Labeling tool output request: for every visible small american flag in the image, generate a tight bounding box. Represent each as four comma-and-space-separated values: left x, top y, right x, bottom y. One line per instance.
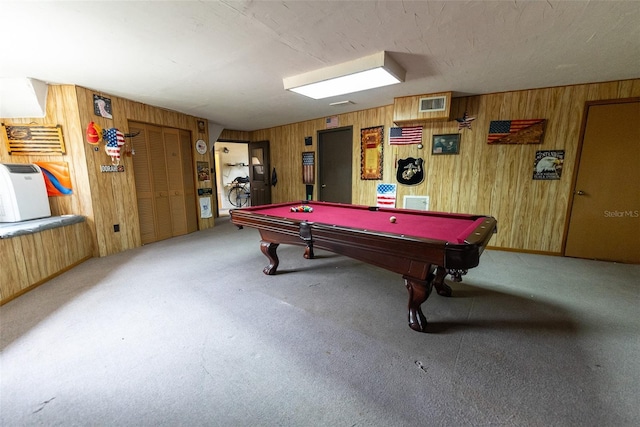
302, 152, 315, 184
488, 119, 544, 143
376, 183, 397, 208
326, 116, 339, 128
389, 126, 423, 145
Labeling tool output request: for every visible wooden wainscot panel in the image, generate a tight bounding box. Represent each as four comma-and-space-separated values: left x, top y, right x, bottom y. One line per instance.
0, 220, 93, 305
393, 92, 452, 124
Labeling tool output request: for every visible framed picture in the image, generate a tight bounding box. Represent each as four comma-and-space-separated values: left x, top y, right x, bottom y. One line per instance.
432, 133, 460, 155
197, 161, 210, 181
93, 94, 113, 119
360, 125, 384, 180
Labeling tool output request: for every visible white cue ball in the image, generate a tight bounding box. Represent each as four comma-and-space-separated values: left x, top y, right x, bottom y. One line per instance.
389, 216, 396, 223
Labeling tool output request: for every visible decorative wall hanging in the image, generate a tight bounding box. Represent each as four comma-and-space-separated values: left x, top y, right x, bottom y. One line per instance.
195, 139, 207, 154
376, 183, 397, 208
103, 128, 125, 164
360, 126, 384, 180
200, 196, 213, 218
302, 152, 315, 184
197, 162, 211, 181
389, 126, 423, 145
325, 116, 339, 128
100, 165, 125, 173
93, 94, 113, 119
396, 157, 424, 185
456, 111, 476, 130
488, 119, 547, 144
34, 161, 72, 196
1, 124, 66, 155
86, 121, 102, 145
197, 120, 206, 133
533, 150, 564, 180
432, 134, 460, 155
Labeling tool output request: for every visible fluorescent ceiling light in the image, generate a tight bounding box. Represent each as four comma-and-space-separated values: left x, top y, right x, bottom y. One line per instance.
283, 51, 405, 100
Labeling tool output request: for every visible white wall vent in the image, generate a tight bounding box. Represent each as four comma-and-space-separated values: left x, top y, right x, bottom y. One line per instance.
403, 195, 429, 211
418, 95, 447, 113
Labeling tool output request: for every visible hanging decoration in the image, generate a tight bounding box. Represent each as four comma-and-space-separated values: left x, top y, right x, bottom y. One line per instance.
93, 94, 113, 119
396, 157, 424, 185
360, 126, 384, 180
86, 121, 102, 145
33, 161, 73, 196
533, 150, 564, 180
456, 111, 476, 130
488, 119, 547, 144
376, 183, 397, 208
2, 124, 66, 155
103, 127, 126, 164
389, 126, 423, 145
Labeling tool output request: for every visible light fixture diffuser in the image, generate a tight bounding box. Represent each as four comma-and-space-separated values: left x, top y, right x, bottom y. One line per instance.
283, 51, 405, 100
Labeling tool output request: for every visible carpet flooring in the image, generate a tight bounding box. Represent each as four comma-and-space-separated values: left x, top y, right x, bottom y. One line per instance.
1, 216, 638, 426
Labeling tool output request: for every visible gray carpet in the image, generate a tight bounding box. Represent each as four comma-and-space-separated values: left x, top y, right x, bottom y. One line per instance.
1, 216, 639, 426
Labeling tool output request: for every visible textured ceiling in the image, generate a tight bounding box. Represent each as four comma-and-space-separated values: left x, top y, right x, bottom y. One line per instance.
1, 1, 639, 131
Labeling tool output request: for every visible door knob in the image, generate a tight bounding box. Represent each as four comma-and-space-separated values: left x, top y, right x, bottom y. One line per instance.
321, 184, 327, 188
575, 190, 585, 196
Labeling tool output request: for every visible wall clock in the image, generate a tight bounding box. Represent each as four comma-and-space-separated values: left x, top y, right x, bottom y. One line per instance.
195, 139, 207, 155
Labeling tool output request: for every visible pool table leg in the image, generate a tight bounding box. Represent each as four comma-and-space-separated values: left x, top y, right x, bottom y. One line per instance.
303, 244, 315, 259
433, 266, 453, 297
403, 275, 433, 332
260, 241, 280, 275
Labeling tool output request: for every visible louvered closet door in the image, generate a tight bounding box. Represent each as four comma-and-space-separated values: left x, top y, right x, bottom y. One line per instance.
131, 125, 157, 244
131, 122, 198, 244
149, 125, 172, 241
164, 128, 187, 235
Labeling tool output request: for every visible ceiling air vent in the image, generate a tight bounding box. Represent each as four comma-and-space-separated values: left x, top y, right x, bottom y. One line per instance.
418, 95, 447, 113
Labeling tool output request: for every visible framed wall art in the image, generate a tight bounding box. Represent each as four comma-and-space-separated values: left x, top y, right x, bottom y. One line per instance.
432, 134, 460, 155
360, 125, 384, 180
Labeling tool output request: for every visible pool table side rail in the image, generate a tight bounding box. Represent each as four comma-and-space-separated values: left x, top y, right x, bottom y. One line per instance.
231, 208, 496, 277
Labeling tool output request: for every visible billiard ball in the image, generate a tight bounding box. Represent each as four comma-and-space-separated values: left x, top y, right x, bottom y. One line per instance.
389, 216, 396, 223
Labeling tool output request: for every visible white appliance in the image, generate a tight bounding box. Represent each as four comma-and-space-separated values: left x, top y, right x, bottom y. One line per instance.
0, 163, 51, 222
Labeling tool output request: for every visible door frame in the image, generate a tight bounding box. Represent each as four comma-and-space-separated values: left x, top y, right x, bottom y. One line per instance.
248, 140, 272, 206
214, 138, 249, 216
317, 126, 353, 203
561, 96, 640, 256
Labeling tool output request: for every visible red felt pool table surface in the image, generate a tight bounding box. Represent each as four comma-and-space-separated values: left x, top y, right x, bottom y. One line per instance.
242, 201, 486, 244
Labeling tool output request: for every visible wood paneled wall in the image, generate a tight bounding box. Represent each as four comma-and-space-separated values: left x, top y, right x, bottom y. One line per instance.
3, 80, 638, 260
0, 85, 97, 249
251, 79, 640, 254
1, 85, 213, 258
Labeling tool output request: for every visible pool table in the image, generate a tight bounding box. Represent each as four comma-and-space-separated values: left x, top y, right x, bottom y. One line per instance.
230, 201, 496, 332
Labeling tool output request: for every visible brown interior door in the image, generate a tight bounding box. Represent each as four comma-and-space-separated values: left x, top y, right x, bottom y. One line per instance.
248, 140, 271, 206
318, 127, 353, 203
564, 100, 640, 263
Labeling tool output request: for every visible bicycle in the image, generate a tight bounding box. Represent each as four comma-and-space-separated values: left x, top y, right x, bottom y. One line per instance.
228, 176, 251, 207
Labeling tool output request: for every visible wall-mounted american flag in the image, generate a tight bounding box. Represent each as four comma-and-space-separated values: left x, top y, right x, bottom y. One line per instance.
487, 119, 546, 144
389, 126, 423, 145
376, 183, 397, 207
326, 116, 339, 129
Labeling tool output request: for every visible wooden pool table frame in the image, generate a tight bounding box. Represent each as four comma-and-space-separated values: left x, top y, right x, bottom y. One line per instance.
231, 201, 496, 332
